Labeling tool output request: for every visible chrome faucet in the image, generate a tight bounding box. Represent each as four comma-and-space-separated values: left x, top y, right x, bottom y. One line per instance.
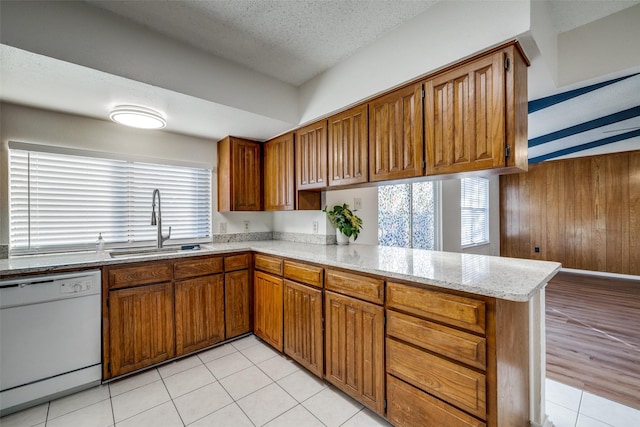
151, 189, 171, 248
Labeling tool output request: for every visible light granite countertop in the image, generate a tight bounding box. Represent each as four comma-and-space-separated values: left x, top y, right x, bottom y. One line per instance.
0, 241, 561, 301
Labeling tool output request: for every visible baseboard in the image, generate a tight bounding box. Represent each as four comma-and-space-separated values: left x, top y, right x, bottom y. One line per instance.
561, 267, 640, 281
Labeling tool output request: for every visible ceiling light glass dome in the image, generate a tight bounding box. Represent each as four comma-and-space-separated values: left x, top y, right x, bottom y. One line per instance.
109, 105, 166, 129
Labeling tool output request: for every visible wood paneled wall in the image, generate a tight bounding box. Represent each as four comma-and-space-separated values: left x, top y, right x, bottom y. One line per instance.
500, 150, 640, 275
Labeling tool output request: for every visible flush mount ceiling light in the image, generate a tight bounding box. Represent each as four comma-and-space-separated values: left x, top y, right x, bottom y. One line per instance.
109, 105, 166, 129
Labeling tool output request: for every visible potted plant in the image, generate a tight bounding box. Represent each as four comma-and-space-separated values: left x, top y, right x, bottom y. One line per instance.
323, 203, 363, 245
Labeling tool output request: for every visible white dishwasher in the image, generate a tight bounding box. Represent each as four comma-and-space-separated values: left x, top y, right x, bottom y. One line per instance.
0, 270, 102, 416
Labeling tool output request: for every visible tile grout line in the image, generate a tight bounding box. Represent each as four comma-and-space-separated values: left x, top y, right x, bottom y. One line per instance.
110, 370, 174, 426
339, 407, 366, 427
44, 402, 50, 427
215, 339, 270, 427
109, 380, 116, 427
575, 389, 584, 427
212, 339, 329, 426
158, 369, 187, 427
193, 349, 257, 426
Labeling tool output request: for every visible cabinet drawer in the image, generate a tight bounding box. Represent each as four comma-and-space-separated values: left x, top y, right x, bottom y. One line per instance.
108, 262, 172, 289
255, 254, 283, 276
387, 338, 486, 419
325, 269, 383, 304
174, 256, 223, 280
386, 282, 486, 334
387, 375, 485, 427
387, 310, 486, 370
225, 254, 249, 272
284, 261, 323, 288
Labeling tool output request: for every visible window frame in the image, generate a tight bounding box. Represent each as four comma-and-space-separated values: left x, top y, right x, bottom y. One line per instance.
8, 142, 212, 255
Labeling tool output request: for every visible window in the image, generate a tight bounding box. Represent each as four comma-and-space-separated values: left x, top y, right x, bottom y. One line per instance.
378, 181, 439, 250
9, 145, 211, 254
460, 177, 489, 247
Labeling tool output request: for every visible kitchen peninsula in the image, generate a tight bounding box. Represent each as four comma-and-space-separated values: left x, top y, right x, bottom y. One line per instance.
0, 241, 560, 427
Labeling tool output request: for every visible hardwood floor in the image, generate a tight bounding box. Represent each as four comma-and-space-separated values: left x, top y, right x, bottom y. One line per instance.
546, 272, 640, 410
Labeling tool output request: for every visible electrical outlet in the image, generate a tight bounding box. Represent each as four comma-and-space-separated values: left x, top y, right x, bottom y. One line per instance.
243, 221, 250, 233
313, 221, 318, 234
354, 197, 362, 210
219, 222, 227, 234
534, 246, 540, 253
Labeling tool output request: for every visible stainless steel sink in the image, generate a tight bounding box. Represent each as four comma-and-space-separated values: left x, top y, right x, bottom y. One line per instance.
108, 246, 200, 258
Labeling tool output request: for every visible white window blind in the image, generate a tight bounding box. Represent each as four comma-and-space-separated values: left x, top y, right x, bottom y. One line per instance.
9, 148, 211, 254
461, 177, 489, 247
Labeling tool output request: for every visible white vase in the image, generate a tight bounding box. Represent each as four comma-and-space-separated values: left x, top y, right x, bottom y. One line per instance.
336, 230, 350, 245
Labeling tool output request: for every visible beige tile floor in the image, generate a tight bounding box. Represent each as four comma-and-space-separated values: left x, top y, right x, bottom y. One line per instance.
0, 335, 391, 427
2, 335, 639, 427
545, 379, 640, 427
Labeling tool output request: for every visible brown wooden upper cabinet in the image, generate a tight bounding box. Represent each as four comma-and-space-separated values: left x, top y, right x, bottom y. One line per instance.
424, 43, 529, 175
264, 132, 295, 211
217, 136, 262, 212
328, 104, 368, 187
368, 83, 424, 182
295, 121, 327, 190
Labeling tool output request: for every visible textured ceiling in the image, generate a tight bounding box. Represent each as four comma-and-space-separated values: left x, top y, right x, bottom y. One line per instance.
87, 0, 439, 86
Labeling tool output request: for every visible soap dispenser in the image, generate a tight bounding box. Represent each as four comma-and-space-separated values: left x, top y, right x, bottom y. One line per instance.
96, 233, 105, 253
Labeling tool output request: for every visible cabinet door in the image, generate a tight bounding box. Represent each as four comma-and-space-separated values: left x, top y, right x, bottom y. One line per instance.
225, 270, 251, 339
109, 282, 175, 377
283, 279, 323, 377
369, 83, 423, 182
296, 121, 327, 190
324, 290, 385, 414
218, 136, 262, 211
254, 271, 284, 351
264, 133, 295, 211
425, 51, 506, 175
328, 105, 368, 186
175, 275, 225, 356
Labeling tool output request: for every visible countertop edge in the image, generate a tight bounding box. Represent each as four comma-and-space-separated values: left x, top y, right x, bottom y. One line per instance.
0, 242, 562, 302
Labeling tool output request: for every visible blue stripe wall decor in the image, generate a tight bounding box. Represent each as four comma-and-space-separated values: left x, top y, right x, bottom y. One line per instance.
527, 73, 640, 163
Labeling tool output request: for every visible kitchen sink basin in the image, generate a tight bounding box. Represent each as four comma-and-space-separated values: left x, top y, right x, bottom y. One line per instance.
108, 245, 201, 258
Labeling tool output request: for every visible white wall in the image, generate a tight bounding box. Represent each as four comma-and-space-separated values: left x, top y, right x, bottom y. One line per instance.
558, 4, 640, 87
298, 0, 531, 123
529, 0, 558, 86
324, 187, 379, 246
0, 102, 273, 245
0, 0, 299, 124
273, 210, 328, 236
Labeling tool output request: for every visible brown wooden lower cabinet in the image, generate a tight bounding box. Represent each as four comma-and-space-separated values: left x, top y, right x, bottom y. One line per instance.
108, 282, 175, 377
101, 251, 530, 427
175, 274, 225, 356
225, 269, 251, 339
254, 271, 284, 351
387, 337, 486, 419
387, 375, 486, 427
283, 279, 323, 377
324, 290, 385, 414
